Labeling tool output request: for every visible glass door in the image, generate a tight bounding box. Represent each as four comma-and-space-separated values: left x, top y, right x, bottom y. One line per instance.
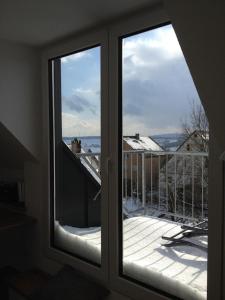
120, 23, 208, 299
51, 45, 103, 265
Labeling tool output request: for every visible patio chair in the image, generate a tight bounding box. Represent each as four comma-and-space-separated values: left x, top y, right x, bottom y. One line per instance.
161, 220, 208, 252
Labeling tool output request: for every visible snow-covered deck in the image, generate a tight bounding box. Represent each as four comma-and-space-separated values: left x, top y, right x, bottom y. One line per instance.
55, 216, 207, 300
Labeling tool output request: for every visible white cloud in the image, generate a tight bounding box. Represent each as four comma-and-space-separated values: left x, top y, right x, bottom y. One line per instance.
72, 87, 99, 98
123, 26, 182, 61
62, 112, 100, 137
121, 25, 202, 135
122, 26, 183, 81
61, 25, 202, 137
123, 115, 182, 136
61, 51, 90, 63
62, 87, 100, 116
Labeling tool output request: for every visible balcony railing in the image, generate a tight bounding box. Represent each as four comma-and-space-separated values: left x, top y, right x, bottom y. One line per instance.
75, 152, 101, 182
75, 150, 208, 222
123, 150, 208, 222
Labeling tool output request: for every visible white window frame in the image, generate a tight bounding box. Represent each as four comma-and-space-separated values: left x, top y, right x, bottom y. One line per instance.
41, 4, 223, 299
42, 29, 110, 284
108, 8, 178, 300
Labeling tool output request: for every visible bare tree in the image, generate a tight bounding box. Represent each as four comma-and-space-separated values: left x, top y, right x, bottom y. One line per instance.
161, 100, 209, 221
182, 100, 209, 152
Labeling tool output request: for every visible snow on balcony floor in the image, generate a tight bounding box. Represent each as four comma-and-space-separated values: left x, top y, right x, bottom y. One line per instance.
54, 216, 207, 300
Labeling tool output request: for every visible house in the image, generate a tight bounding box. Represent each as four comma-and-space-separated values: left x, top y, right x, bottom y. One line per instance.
159, 131, 209, 219
123, 134, 164, 199
68, 134, 164, 200
177, 130, 209, 153
165, 130, 209, 184
123, 133, 163, 152
0, 1, 224, 300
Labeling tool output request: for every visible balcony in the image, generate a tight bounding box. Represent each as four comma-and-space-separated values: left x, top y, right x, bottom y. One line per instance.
55, 149, 208, 299
76, 149, 208, 223
122, 150, 208, 223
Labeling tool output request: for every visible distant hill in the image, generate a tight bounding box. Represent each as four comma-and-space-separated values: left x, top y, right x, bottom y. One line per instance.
151, 133, 186, 151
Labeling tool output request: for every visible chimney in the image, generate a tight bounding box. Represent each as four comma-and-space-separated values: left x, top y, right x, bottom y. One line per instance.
71, 138, 81, 154
135, 133, 140, 140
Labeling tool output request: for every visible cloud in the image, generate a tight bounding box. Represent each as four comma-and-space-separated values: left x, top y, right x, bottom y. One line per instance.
62, 87, 100, 115
122, 28, 183, 82
61, 25, 202, 137
123, 26, 182, 64
62, 112, 100, 137
63, 95, 90, 112
61, 87, 101, 136
123, 114, 182, 136
61, 51, 90, 63
122, 25, 201, 135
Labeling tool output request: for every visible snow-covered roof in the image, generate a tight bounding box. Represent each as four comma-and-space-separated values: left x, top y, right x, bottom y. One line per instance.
124, 136, 163, 151
65, 143, 101, 184
80, 157, 101, 185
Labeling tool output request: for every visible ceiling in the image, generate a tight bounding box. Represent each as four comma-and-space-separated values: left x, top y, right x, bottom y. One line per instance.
0, 0, 160, 47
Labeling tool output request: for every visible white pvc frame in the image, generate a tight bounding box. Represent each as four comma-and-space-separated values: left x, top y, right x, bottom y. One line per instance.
42, 29, 109, 285
108, 6, 174, 300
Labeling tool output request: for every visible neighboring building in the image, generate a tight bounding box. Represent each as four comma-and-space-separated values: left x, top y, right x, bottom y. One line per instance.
123, 133, 163, 152
68, 133, 165, 200
123, 134, 164, 198
172, 130, 209, 183
160, 131, 209, 218
177, 130, 209, 153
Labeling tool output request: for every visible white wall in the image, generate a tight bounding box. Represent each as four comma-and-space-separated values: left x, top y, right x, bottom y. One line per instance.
0, 39, 41, 159
164, 1, 225, 299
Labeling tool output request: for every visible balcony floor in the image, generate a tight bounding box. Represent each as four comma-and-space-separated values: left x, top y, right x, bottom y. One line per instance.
55, 216, 207, 300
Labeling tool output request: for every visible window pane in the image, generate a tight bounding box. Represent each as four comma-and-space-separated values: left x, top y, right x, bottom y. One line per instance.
121, 24, 208, 299
53, 46, 102, 265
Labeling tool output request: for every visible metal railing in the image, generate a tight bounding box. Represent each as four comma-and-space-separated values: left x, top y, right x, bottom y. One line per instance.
75, 152, 101, 181
123, 150, 208, 222
75, 150, 208, 222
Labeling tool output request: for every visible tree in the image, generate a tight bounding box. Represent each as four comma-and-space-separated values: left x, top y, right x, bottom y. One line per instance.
182, 100, 209, 152
161, 100, 209, 221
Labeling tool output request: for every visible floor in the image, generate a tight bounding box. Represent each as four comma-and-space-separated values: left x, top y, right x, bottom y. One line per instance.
55, 216, 207, 300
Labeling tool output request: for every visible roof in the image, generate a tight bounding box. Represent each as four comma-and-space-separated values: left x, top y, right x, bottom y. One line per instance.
123, 136, 163, 151
176, 130, 209, 152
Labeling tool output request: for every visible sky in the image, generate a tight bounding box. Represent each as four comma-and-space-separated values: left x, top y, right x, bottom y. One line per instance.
61, 24, 202, 137
61, 46, 101, 137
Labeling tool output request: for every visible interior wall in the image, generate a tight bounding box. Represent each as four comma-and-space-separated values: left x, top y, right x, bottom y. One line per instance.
24, 161, 63, 273
164, 1, 225, 299
0, 40, 45, 270
0, 39, 41, 159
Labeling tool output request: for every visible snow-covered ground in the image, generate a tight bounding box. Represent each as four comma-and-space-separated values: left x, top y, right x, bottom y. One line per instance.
55, 216, 207, 300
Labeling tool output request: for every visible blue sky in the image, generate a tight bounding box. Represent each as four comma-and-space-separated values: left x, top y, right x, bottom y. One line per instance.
61, 46, 101, 137
61, 24, 202, 137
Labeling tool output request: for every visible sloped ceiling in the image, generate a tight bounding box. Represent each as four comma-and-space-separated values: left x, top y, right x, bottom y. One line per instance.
0, 0, 160, 46
0, 122, 35, 169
